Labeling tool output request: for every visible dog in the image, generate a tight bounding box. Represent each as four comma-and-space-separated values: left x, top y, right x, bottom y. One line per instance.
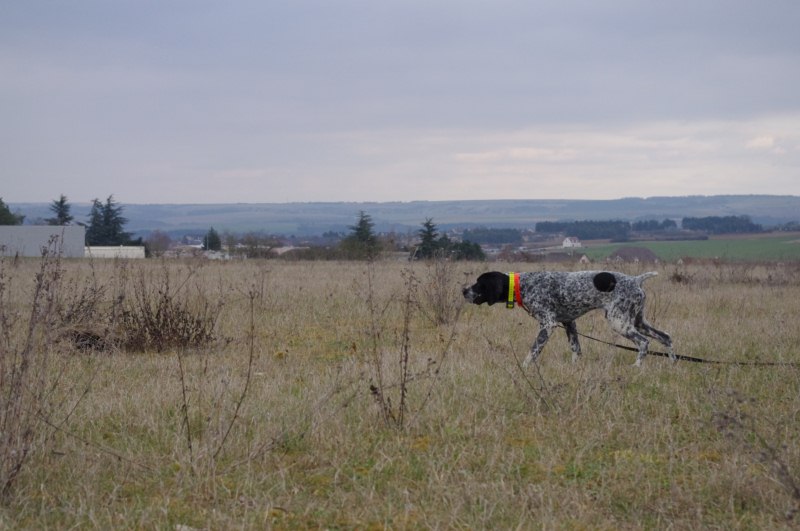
463, 270, 674, 367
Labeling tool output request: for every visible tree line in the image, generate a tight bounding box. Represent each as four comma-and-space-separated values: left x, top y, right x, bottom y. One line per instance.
157, 212, 486, 261
681, 216, 762, 234
535, 216, 762, 241
3, 199, 486, 260
283, 212, 485, 261
345, 213, 486, 260
2, 197, 792, 257
0, 194, 140, 246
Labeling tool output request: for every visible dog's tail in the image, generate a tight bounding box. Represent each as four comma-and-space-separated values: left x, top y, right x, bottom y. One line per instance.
634, 271, 658, 284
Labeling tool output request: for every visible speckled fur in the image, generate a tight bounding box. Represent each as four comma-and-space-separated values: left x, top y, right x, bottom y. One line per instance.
463, 270, 675, 367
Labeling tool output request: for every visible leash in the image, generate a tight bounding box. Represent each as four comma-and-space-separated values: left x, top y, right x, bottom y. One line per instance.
569, 328, 800, 367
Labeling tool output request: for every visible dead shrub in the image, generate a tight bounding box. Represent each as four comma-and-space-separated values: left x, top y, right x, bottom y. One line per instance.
47, 260, 221, 354
55, 262, 115, 351
118, 267, 222, 353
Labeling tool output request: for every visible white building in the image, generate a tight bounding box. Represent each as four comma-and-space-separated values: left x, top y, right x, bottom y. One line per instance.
85, 246, 146, 259
0, 225, 86, 258
562, 237, 582, 248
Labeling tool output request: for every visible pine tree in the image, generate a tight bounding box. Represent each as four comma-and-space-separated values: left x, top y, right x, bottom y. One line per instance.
85, 199, 105, 244
341, 211, 380, 259
202, 227, 222, 251
0, 198, 24, 225
415, 218, 440, 259
46, 194, 74, 225
85, 195, 132, 245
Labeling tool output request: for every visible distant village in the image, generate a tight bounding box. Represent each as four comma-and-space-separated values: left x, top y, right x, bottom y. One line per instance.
3, 196, 796, 263
0, 216, 778, 265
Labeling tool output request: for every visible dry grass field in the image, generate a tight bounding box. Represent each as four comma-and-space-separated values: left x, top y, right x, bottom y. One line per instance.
2, 251, 800, 529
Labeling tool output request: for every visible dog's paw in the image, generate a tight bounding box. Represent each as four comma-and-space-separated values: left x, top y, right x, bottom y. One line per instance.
522, 353, 539, 369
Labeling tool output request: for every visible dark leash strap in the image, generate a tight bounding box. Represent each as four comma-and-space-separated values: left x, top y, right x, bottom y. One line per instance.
569, 328, 800, 367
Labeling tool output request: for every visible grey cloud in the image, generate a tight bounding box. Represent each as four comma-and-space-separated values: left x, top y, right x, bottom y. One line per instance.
1, 1, 799, 202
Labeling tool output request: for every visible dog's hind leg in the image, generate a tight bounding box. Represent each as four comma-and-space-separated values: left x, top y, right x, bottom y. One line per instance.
619, 326, 651, 367
563, 321, 582, 362
607, 308, 652, 367
635, 315, 676, 363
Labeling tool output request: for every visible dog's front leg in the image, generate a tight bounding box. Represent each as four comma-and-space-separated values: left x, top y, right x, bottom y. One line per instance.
522, 324, 556, 368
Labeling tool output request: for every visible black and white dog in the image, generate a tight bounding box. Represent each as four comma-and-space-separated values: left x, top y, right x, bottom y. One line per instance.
463, 270, 674, 367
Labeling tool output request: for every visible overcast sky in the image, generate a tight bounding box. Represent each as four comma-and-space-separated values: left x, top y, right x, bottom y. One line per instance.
2, 1, 799, 204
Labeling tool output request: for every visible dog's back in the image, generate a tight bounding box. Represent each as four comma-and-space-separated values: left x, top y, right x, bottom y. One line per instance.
519, 270, 656, 322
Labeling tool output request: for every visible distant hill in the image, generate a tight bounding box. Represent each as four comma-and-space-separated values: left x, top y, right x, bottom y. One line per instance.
11, 195, 800, 238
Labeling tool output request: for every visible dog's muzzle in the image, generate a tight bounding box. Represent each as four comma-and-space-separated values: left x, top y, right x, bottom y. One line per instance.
462, 286, 476, 303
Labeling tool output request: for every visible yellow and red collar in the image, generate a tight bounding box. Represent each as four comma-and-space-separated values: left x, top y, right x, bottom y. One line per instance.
506, 272, 523, 309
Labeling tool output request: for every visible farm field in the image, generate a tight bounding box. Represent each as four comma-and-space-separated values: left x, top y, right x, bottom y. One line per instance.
582, 232, 800, 263
2, 255, 800, 529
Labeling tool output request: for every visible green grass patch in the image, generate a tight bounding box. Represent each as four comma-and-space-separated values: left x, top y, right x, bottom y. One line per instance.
583, 233, 800, 262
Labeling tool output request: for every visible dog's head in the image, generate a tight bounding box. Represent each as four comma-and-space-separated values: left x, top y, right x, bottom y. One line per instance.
462, 271, 509, 305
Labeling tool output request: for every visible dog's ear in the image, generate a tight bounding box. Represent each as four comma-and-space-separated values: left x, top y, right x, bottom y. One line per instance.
593, 272, 617, 292
479, 271, 509, 305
